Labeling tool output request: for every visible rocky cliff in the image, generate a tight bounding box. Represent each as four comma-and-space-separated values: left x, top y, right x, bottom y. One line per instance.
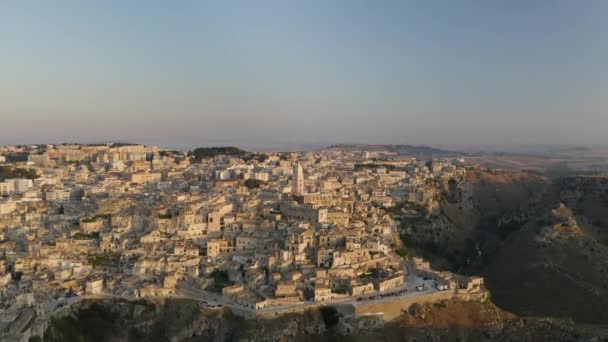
399, 169, 608, 324
37, 298, 608, 342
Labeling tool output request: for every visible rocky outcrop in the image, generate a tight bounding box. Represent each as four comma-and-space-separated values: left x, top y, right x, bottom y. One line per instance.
37, 298, 608, 342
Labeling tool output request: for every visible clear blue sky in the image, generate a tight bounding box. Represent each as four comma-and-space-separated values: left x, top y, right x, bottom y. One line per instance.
1, 1, 607, 150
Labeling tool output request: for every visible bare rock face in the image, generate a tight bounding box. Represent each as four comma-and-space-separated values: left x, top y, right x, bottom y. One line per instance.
398, 170, 608, 326
367, 300, 608, 342
38, 298, 608, 342
535, 203, 582, 244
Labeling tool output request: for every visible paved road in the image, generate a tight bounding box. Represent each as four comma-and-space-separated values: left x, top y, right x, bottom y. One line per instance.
211, 274, 441, 314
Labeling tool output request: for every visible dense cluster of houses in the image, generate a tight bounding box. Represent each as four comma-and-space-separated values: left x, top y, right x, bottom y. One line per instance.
0, 144, 479, 320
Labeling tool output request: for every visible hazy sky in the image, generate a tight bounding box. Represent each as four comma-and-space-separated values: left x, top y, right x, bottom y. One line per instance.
1, 1, 607, 150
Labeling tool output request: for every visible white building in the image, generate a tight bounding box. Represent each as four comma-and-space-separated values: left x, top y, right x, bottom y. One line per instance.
14, 179, 34, 193
0, 181, 14, 196
0, 179, 33, 195
0, 200, 17, 215
86, 278, 104, 294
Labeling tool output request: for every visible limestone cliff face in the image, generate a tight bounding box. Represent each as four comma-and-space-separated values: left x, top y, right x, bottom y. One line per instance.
399, 171, 608, 324
41, 299, 331, 342
398, 169, 547, 274
38, 298, 608, 342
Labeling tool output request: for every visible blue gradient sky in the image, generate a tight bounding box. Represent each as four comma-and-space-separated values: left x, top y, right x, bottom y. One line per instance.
1, 1, 607, 150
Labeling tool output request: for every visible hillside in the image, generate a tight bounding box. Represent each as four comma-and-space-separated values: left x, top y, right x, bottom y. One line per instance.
399, 169, 548, 273
399, 170, 608, 324
325, 144, 464, 159
42, 299, 331, 342
371, 300, 608, 342
40, 298, 608, 342
485, 175, 608, 323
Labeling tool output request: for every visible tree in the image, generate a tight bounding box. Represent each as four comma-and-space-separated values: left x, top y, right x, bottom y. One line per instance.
244, 179, 265, 189
320, 306, 340, 328
0, 166, 38, 182
190, 147, 248, 161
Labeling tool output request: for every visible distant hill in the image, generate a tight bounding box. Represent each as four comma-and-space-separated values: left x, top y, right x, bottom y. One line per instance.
326, 144, 467, 159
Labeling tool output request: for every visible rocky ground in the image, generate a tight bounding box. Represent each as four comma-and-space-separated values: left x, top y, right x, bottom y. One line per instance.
361, 300, 608, 342
36, 297, 608, 342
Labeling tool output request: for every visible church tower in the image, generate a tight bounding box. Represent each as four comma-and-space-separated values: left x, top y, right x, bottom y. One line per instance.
292, 162, 304, 195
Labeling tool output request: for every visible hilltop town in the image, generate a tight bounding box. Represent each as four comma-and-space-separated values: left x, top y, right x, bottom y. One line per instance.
0, 143, 486, 340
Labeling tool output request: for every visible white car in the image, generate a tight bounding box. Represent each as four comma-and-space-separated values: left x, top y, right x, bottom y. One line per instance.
435, 283, 448, 291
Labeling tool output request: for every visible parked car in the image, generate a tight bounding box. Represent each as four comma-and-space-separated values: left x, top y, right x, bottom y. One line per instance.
434, 282, 449, 291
